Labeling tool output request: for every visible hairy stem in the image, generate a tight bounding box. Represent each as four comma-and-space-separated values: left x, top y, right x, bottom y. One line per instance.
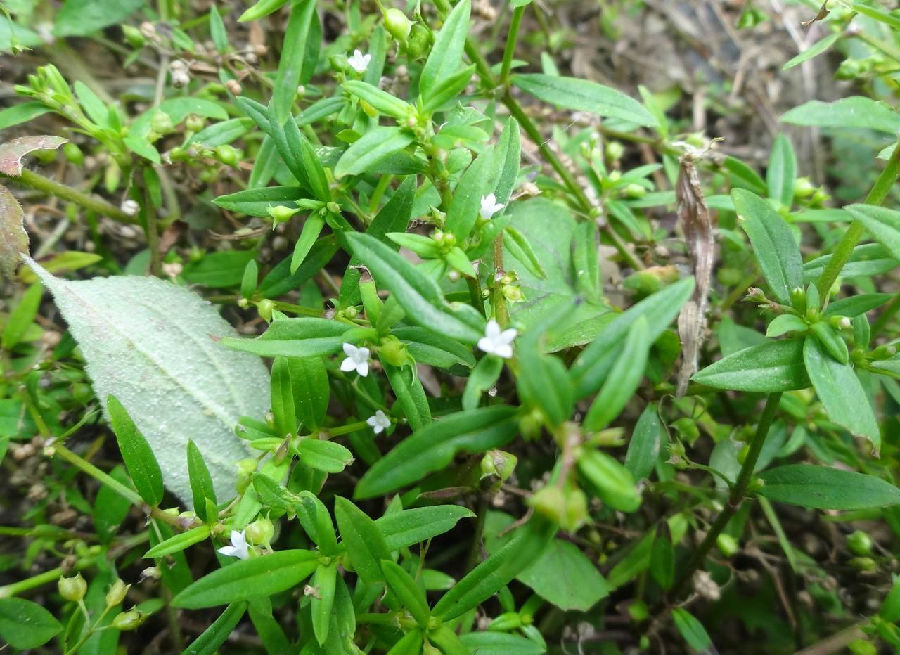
8, 169, 137, 224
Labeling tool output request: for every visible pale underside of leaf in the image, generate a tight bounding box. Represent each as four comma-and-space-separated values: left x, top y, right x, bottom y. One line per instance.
29, 261, 269, 505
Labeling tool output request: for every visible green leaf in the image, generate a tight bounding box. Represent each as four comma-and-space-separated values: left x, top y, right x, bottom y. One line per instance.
803, 337, 880, 448
107, 395, 164, 507
288, 356, 329, 430
53, 0, 143, 37
183, 250, 257, 289
0, 185, 27, 280
767, 134, 796, 207
191, 118, 254, 148
208, 6, 228, 53
503, 226, 547, 279
803, 243, 897, 282
0, 102, 51, 131
144, 525, 211, 558
2, 282, 42, 350
732, 188, 802, 305
625, 404, 662, 480
183, 602, 248, 655
460, 632, 545, 655
724, 156, 768, 196
607, 530, 654, 589
432, 517, 556, 621
271, 0, 316, 124
221, 317, 351, 358
270, 357, 297, 438
334, 127, 415, 178
517, 539, 610, 611
187, 440, 217, 522
570, 277, 694, 398
845, 204, 900, 256
393, 326, 475, 368
672, 608, 712, 653
650, 534, 674, 590
0, 597, 63, 650
512, 74, 657, 127
809, 321, 849, 365
421, 65, 476, 114
693, 339, 808, 392
781, 97, 900, 135
766, 314, 807, 338
381, 560, 430, 627
823, 293, 891, 317
355, 406, 519, 499
298, 438, 354, 473
782, 32, 840, 70
343, 81, 413, 120
311, 562, 337, 644
492, 118, 522, 206
172, 549, 319, 608
445, 154, 488, 241
375, 506, 475, 551
462, 356, 504, 411
384, 363, 431, 430
248, 598, 293, 655
583, 316, 650, 431
334, 496, 391, 584
419, 0, 471, 102
758, 465, 900, 510
346, 232, 484, 343
214, 185, 307, 218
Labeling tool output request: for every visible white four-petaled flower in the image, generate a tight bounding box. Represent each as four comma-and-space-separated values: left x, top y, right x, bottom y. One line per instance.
479, 193, 504, 220
366, 410, 391, 435
218, 530, 249, 560
347, 49, 371, 73
478, 320, 517, 359
341, 343, 370, 376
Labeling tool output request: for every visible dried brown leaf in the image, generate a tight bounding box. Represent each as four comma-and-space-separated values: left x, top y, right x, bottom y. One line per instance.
0, 184, 28, 279
675, 155, 716, 396
0, 135, 67, 176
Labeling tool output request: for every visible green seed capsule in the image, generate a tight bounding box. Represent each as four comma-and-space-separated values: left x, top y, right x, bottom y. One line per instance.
59, 574, 87, 602
576, 450, 641, 512
847, 530, 873, 556
384, 8, 413, 42
62, 142, 84, 166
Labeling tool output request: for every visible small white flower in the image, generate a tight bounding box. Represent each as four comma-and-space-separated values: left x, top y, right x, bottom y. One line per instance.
218, 530, 249, 560
479, 193, 504, 220
366, 410, 391, 434
120, 199, 140, 216
340, 342, 370, 376
347, 49, 371, 73
478, 319, 517, 359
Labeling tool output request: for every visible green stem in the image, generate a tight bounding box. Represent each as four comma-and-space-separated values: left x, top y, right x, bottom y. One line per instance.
140, 167, 163, 277
8, 169, 137, 224
670, 392, 782, 599
815, 137, 900, 299
49, 443, 143, 505
499, 6, 525, 86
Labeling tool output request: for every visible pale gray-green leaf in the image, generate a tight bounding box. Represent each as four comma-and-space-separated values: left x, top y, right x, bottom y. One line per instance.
28, 260, 268, 505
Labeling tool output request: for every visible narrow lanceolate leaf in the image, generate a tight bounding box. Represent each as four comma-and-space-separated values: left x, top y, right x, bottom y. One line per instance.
671, 608, 712, 654
584, 316, 650, 431
571, 278, 694, 398
222, 317, 352, 358
342, 81, 413, 121
355, 406, 519, 499
334, 497, 391, 584
803, 337, 880, 449
28, 260, 268, 506
144, 525, 212, 558
625, 404, 663, 480
693, 339, 808, 392
845, 204, 900, 257
782, 32, 840, 70
781, 96, 900, 135
346, 232, 484, 343
375, 506, 475, 551
183, 602, 248, 655
106, 395, 164, 507
419, 0, 471, 101
767, 134, 796, 208
732, 188, 802, 305
511, 74, 657, 127
445, 154, 487, 241
334, 127, 415, 178
0, 185, 27, 279
172, 549, 319, 608
187, 440, 217, 522
381, 560, 430, 627
271, 0, 316, 124
758, 465, 900, 510
432, 517, 556, 621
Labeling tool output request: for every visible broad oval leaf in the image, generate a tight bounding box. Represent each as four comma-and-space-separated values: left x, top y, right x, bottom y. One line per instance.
172, 549, 319, 608
28, 260, 268, 506
355, 406, 519, 499
0, 597, 63, 650
758, 465, 900, 510
803, 337, 880, 449
512, 74, 657, 127
732, 188, 802, 305
693, 339, 808, 392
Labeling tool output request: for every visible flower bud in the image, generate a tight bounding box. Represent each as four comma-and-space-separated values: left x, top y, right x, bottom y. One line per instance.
105, 578, 129, 608
256, 299, 276, 322
605, 141, 625, 162
847, 530, 873, 556
793, 176, 815, 199
384, 8, 413, 42
150, 110, 175, 135
628, 600, 649, 622
63, 142, 84, 166
849, 556, 876, 572
378, 335, 408, 367
267, 205, 297, 224
245, 517, 275, 546
58, 574, 87, 602
528, 484, 588, 532
122, 24, 146, 48
623, 183, 646, 199
111, 607, 147, 631
215, 145, 241, 166
716, 533, 739, 558
405, 23, 433, 59
480, 449, 517, 482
